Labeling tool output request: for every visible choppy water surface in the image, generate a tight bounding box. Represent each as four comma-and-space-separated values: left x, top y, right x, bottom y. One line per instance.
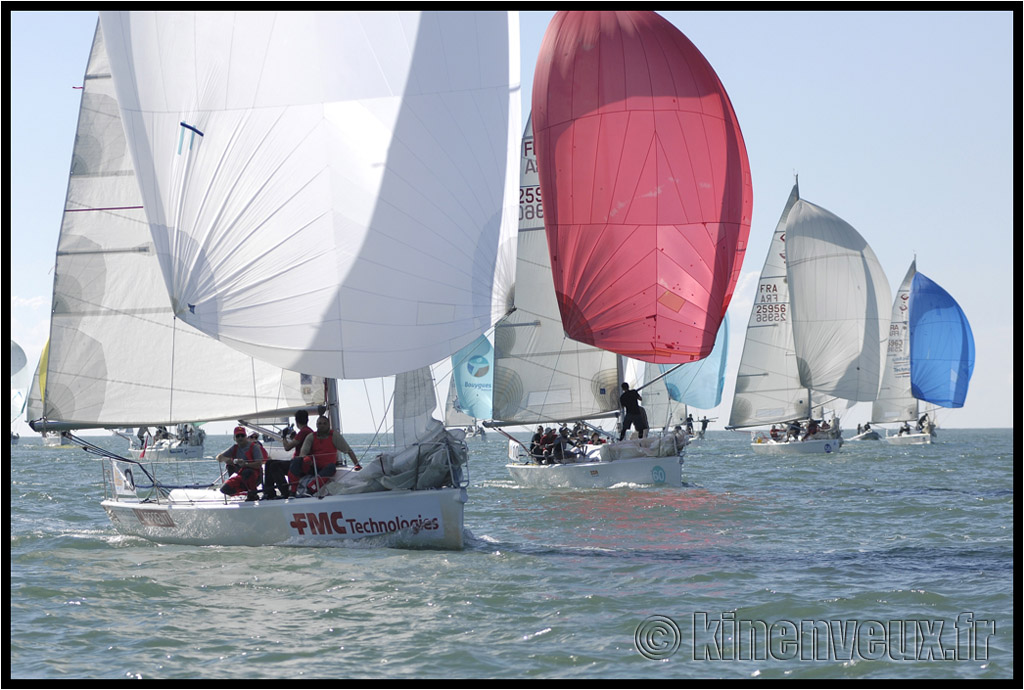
9, 429, 1013, 679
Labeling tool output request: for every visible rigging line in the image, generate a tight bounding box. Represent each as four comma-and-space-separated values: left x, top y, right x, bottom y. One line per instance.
168, 316, 177, 423
364, 377, 394, 455
65, 205, 144, 212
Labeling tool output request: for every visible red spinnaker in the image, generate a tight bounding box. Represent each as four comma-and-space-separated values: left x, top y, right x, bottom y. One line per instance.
532, 11, 751, 363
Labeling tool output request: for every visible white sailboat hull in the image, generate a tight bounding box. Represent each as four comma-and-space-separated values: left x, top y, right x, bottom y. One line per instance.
849, 430, 881, 441
750, 437, 842, 455
884, 432, 933, 446
102, 486, 467, 550
507, 455, 682, 489
129, 441, 205, 461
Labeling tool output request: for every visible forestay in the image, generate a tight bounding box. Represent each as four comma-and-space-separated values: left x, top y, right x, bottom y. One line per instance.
99, 11, 521, 379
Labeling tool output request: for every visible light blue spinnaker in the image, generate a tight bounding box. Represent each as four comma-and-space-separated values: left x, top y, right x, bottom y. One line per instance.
908, 273, 975, 408
448, 335, 494, 422
661, 313, 729, 409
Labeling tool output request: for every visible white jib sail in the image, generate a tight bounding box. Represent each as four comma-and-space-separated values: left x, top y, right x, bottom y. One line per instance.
785, 199, 891, 403
872, 260, 919, 423
36, 21, 319, 429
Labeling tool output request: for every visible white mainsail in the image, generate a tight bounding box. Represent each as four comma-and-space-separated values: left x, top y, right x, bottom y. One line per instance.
786, 199, 891, 402
872, 261, 918, 423
100, 11, 521, 380
491, 115, 619, 425
29, 22, 319, 432
729, 183, 830, 428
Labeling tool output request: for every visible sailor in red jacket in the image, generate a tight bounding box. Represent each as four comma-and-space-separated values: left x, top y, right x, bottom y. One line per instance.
217, 426, 269, 501
294, 415, 361, 496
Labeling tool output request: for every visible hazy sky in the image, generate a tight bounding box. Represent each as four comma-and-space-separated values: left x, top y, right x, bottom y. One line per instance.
9, 11, 1013, 435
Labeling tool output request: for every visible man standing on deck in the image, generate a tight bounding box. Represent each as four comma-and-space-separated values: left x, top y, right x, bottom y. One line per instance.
618, 382, 648, 441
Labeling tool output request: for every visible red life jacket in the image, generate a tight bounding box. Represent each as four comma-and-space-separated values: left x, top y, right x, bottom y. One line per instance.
291, 426, 313, 458
309, 433, 338, 469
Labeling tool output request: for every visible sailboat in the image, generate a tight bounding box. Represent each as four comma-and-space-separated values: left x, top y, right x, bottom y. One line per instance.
77, 11, 520, 548
728, 181, 891, 454
491, 115, 660, 490
492, 11, 751, 488
871, 261, 974, 445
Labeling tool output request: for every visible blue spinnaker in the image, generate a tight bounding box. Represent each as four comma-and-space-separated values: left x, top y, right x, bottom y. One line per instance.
908, 273, 974, 408
660, 313, 729, 409
450, 335, 494, 420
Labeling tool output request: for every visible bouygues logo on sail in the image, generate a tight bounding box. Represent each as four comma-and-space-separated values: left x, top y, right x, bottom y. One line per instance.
466, 355, 490, 378
289, 511, 439, 537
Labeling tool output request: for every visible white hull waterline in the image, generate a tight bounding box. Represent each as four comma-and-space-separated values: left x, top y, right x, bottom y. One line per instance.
505, 437, 684, 489
102, 486, 466, 549
507, 456, 682, 490
883, 432, 934, 446
750, 436, 842, 455
129, 440, 205, 461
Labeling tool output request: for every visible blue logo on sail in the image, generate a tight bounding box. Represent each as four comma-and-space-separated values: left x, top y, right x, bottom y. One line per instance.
466, 355, 490, 378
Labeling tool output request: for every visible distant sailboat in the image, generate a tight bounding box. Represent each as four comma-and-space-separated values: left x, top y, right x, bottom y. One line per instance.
729, 181, 891, 454
871, 260, 974, 444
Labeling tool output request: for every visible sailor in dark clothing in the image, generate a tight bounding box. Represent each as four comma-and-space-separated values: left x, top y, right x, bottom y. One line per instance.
618, 382, 648, 441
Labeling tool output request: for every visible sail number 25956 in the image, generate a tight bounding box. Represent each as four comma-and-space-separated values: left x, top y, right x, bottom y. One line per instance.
520, 186, 543, 221
755, 303, 787, 322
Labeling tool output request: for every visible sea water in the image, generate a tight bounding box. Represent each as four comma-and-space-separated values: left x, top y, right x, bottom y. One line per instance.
9, 429, 1013, 679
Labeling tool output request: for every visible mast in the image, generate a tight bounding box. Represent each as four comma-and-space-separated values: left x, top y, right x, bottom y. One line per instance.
327, 379, 341, 431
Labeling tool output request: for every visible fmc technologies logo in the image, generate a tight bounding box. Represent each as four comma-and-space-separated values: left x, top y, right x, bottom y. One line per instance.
289, 510, 439, 537
466, 355, 490, 378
